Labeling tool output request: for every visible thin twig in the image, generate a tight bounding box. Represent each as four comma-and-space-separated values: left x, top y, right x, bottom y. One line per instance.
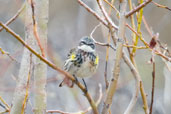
97, 0, 118, 30
149, 52, 156, 114
126, 0, 152, 18
95, 41, 116, 51
0, 3, 26, 32
123, 45, 147, 49
90, 24, 116, 51
21, 54, 32, 114
126, 23, 171, 62
103, 0, 119, 15
30, 0, 45, 57
0, 47, 18, 63
77, 0, 118, 30
104, 0, 115, 90
122, 51, 140, 114
0, 22, 98, 114
142, 16, 153, 37
46, 84, 103, 114
0, 96, 10, 110
104, 32, 110, 90
140, 81, 149, 114
152, 1, 171, 11
90, 23, 102, 38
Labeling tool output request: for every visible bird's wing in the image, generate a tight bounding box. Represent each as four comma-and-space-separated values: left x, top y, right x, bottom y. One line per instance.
63, 48, 77, 71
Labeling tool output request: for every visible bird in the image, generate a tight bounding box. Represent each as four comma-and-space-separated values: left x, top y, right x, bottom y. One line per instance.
59, 36, 99, 91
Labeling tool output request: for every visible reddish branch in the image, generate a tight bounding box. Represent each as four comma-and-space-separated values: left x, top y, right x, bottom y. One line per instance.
30, 0, 45, 57
126, 0, 152, 18
149, 54, 156, 114
0, 3, 25, 32
152, 1, 171, 11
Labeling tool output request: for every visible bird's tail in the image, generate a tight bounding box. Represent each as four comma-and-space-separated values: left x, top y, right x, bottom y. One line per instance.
59, 77, 74, 88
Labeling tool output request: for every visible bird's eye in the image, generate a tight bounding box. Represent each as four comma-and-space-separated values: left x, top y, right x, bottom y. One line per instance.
79, 41, 86, 46
89, 44, 95, 49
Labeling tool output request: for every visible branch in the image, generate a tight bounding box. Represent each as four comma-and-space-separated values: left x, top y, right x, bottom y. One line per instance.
126, 23, 171, 62
97, 0, 118, 30
77, 0, 118, 30
30, 0, 45, 57
149, 52, 156, 114
0, 3, 25, 32
0, 22, 98, 114
21, 54, 32, 114
152, 1, 171, 11
0, 96, 10, 111
0, 47, 18, 62
90, 23, 116, 51
126, 0, 152, 18
46, 84, 103, 114
122, 52, 140, 114
102, 0, 127, 113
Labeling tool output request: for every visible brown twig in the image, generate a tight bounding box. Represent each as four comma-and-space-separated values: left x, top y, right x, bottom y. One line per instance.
103, 0, 119, 15
123, 44, 147, 49
0, 22, 98, 114
0, 3, 25, 32
30, 0, 45, 57
97, 0, 118, 30
77, 0, 118, 30
152, 1, 171, 11
90, 22, 110, 89
0, 96, 10, 113
126, 23, 171, 62
0, 110, 9, 114
0, 47, 18, 63
142, 16, 153, 37
126, 0, 152, 18
90, 23, 116, 50
0, 96, 10, 110
102, 0, 115, 90
95, 41, 116, 51
149, 53, 156, 114
46, 84, 103, 114
21, 54, 32, 114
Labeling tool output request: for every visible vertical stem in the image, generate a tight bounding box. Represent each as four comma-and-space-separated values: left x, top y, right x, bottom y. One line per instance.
33, 0, 48, 113
10, 1, 34, 113
150, 57, 155, 114
102, 0, 127, 114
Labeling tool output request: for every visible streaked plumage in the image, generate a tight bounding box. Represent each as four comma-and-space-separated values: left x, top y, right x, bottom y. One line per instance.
59, 36, 99, 87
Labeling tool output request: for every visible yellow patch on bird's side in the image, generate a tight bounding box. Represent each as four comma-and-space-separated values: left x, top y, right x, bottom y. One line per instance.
95, 56, 99, 65
70, 53, 76, 60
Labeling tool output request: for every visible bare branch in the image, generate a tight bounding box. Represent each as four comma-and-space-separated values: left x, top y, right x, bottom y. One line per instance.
126, 0, 152, 18
97, 0, 118, 30
78, 0, 118, 30
46, 84, 103, 114
102, 0, 127, 113
0, 3, 25, 32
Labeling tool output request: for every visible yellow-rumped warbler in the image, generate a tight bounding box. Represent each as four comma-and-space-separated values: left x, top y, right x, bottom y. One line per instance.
59, 36, 99, 89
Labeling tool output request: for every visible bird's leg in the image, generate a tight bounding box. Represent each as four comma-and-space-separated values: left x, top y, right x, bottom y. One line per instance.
73, 75, 78, 83
82, 78, 88, 93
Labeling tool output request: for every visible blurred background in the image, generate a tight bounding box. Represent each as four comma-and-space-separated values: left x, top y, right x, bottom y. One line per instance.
0, 0, 171, 113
